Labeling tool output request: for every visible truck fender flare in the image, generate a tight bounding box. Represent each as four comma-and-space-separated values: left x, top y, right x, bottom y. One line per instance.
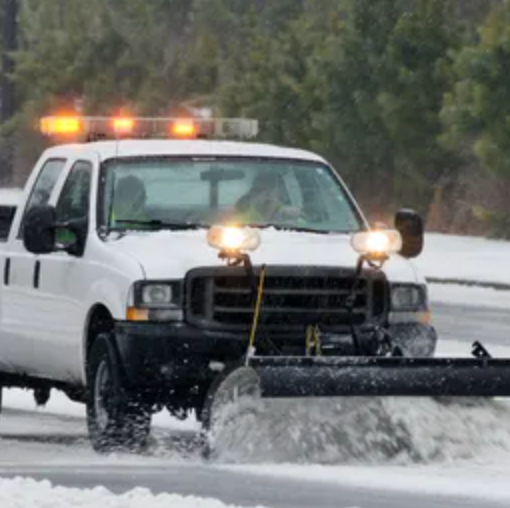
81, 303, 115, 384
85, 331, 124, 390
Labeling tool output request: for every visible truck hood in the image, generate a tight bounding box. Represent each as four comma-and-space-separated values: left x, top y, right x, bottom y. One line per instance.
106, 229, 420, 283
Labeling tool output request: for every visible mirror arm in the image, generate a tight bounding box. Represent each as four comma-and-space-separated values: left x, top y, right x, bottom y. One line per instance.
52, 218, 87, 257
53, 238, 82, 257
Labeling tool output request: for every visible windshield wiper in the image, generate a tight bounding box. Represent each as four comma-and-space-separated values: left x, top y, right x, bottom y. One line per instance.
112, 219, 205, 231
247, 223, 331, 235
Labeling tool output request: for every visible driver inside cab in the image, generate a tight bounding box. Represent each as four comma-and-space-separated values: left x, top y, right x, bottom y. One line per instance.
110, 175, 150, 229
235, 172, 301, 224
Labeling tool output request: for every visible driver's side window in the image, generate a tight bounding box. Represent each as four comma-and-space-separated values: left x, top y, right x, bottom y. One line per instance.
55, 161, 92, 244
18, 158, 67, 238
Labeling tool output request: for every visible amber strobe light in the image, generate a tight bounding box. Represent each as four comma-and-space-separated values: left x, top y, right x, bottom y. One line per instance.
112, 117, 135, 135
170, 120, 197, 138
40, 116, 82, 136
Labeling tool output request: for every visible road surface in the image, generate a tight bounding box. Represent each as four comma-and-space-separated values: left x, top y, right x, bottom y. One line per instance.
0, 300, 509, 508
0, 461, 505, 508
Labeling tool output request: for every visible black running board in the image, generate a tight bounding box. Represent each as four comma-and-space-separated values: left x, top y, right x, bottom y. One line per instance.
248, 356, 510, 398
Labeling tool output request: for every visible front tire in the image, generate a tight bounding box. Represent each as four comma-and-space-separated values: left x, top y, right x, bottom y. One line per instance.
86, 333, 151, 453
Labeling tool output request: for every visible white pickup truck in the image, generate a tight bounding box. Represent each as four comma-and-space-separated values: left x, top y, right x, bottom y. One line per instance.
0, 116, 437, 452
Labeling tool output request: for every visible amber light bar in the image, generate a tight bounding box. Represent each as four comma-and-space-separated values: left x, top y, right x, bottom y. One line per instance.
39, 116, 259, 140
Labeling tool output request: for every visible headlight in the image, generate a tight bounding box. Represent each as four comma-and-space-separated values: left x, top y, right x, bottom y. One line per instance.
133, 281, 182, 308
351, 230, 402, 260
142, 284, 173, 305
391, 284, 427, 311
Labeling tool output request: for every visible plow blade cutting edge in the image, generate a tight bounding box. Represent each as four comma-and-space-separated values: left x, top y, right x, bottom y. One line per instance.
239, 356, 510, 398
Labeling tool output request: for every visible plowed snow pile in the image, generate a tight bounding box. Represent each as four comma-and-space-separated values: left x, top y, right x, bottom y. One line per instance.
0, 478, 265, 508
208, 396, 510, 464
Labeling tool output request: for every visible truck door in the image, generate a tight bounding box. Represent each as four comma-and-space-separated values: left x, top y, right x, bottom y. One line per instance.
21, 158, 95, 381
0, 157, 69, 375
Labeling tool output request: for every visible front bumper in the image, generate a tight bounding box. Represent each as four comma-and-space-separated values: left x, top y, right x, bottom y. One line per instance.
113, 321, 438, 388
114, 321, 247, 386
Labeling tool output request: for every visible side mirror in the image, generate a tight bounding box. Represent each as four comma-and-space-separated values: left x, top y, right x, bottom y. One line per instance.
394, 208, 424, 258
23, 205, 57, 255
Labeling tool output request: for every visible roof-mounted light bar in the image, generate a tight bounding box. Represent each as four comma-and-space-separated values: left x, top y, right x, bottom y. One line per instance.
39, 116, 259, 141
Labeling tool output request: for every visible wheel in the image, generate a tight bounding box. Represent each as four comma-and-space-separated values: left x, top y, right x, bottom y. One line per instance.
86, 333, 151, 453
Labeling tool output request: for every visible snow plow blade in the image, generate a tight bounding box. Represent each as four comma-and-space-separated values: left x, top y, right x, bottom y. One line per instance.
248, 356, 510, 398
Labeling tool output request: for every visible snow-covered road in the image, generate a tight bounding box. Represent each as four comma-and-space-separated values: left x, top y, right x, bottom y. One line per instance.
0, 299, 510, 507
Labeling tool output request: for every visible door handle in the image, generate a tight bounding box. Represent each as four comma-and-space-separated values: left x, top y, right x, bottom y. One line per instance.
3, 257, 10, 286
33, 260, 41, 289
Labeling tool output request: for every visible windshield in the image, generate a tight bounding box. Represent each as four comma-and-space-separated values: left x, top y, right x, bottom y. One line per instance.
99, 157, 364, 234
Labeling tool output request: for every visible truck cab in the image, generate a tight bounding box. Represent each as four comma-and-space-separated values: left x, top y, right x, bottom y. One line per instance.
0, 116, 437, 452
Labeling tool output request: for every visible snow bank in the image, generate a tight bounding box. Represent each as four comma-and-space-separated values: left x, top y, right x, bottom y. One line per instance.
416, 233, 510, 285
0, 478, 265, 508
